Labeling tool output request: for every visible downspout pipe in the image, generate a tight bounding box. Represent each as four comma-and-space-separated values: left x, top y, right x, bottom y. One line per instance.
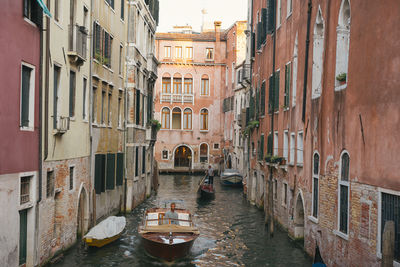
89, 0, 94, 225
302, 0, 312, 122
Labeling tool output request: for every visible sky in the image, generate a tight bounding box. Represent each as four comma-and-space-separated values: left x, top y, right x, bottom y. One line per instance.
157, 0, 248, 33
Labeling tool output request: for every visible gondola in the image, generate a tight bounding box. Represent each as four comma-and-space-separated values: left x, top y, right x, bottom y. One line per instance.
197, 175, 215, 199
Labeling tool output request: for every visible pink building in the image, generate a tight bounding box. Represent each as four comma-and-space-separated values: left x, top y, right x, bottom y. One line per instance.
154, 23, 228, 172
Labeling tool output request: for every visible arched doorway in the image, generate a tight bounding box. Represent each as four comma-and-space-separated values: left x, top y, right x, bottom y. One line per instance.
77, 187, 89, 238
174, 145, 192, 168
294, 193, 305, 238
227, 155, 232, 169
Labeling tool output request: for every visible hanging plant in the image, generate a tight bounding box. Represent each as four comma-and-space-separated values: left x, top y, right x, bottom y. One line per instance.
336, 73, 347, 82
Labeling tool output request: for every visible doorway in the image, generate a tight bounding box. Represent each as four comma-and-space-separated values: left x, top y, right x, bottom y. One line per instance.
77, 187, 88, 237
174, 146, 192, 168
294, 193, 305, 238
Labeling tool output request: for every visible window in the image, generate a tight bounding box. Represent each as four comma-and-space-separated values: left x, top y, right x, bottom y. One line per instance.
335, 0, 351, 89
258, 135, 264, 161
164, 46, 171, 58
23, 0, 42, 26
107, 90, 112, 126
213, 143, 219, 149
69, 166, 74, 190
135, 147, 139, 177
120, 0, 124, 20
183, 108, 192, 130
338, 151, 349, 234
162, 150, 168, 160
69, 71, 76, 117
200, 109, 209, 131
101, 89, 106, 124
260, 81, 266, 116
105, 0, 114, 9
103, 31, 112, 68
290, 133, 295, 164
312, 8, 324, 99
274, 132, 279, 156
46, 171, 54, 198
172, 107, 181, 130
20, 64, 35, 129
135, 90, 140, 125
175, 46, 182, 58
201, 76, 209, 96
142, 147, 146, 174
186, 47, 193, 59
184, 77, 193, 94
282, 183, 288, 206
268, 71, 279, 113
206, 48, 214, 60
53, 66, 61, 129
83, 78, 87, 120
20, 176, 31, 204
267, 133, 273, 156
161, 108, 170, 129
381, 193, 400, 261
312, 153, 320, 218
287, 0, 293, 17
93, 22, 101, 58
119, 45, 123, 75
283, 131, 288, 160
162, 77, 171, 93
297, 132, 303, 164
54, 0, 60, 22
173, 77, 182, 94
284, 62, 291, 108
118, 93, 122, 127
276, 0, 282, 27
200, 143, 208, 163
94, 154, 106, 193
292, 34, 298, 106
92, 86, 97, 123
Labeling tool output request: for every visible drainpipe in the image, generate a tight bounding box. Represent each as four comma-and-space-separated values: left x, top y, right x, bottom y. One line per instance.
44, 0, 51, 161
89, 0, 94, 225
302, 0, 312, 122
268, 0, 277, 237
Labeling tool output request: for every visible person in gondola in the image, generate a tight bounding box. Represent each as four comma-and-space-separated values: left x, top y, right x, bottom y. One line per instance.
206, 165, 214, 185
164, 202, 179, 225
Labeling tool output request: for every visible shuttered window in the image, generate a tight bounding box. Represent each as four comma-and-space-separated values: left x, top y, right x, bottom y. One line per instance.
267, 133, 273, 155
268, 72, 279, 114
255, 87, 259, 118
274, 71, 280, 112
258, 135, 264, 161
284, 63, 291, 108
19, 209, 28, 265
268, 75, 273, 114
94, 154, 106, 194
267, 0, 275, 34
251, 32, 256, 58
106, 153, 116, 190
381, 193, 400, 261
260, 82, 266, 116
116, 153, 124, 186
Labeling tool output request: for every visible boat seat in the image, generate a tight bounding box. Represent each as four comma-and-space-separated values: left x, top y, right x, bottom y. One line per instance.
146, 212, 159, 226
178, 213, 190, 227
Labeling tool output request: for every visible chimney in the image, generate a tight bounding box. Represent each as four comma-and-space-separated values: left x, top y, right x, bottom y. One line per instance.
214, 21, 222, 42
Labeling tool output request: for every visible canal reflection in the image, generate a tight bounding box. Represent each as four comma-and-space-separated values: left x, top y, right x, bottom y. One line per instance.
49, 174, 311, 267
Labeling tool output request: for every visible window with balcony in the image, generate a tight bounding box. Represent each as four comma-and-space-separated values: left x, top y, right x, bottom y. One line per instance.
201, 76, 209, 96
162, 77, 171, 93
274, 132, 279, 156
175, 46, 182, 58
283, 131, 288, 160
200, 109, 209, 131
172, 107, 181, 129
200, 143, 209, 163
184, 77, 193, 94
183, 108, 192, 130
173, 76, 182, 94
206, 48, 214, 60
161, 107, 170, 129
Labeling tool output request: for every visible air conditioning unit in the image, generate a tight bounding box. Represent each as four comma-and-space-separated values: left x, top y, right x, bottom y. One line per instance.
53, 116, 70, 135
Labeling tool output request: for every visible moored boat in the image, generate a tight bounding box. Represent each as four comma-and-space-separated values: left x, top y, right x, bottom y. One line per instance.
220, 169, 243, 187
84, 216, 126, 247
138, 201, 199, 261
198, 183, 215, 199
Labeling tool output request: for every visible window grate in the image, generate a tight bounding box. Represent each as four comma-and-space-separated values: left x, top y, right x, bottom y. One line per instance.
20, 177, 30, 204
381, 193, 400, 261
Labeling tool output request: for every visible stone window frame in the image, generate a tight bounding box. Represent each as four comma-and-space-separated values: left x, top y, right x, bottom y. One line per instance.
311, 151, 320, 220
336, 150, 350, 239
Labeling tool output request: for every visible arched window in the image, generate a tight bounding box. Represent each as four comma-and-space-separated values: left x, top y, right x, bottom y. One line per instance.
312, 7, 324, 99
312, 152, 320, 218
200, 143, 208, 163
201, 75, 209, 96
339, 151, 350, 234
173, 74, 182, 94
172, 107, 181, 129
162, 77, 171, 93
335, 0, 351, 88
184, 75, 193, 94
200, 109, 208, 130
161, 107, 170, 129
183, 108, 192, 130
292, 33, 298, 106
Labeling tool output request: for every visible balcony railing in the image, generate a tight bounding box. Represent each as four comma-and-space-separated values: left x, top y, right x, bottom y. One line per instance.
242, 64, 251, 82
68, 24, 88, 65
147, 53, 159, 77
160, 93, 194, 104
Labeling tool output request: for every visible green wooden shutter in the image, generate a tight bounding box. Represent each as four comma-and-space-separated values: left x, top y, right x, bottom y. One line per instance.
251, 32, 256, 57
262, 8, 267, 43
255, 87, 259, 118
267, 133, 273, 155
274, 71, 280, 112
259, 135, 265, 160
268, 75, 273, 114
267, 0, 275, 34
19, 209, 28, 265
116, 153, 124, 186
285, 64, 291, 107
100, 154, 106, 192
142, 147, 146, 174
257, 23, 262, 50
106, 153, 116, 190
69, 71, 76, 117
136, 90, 140, 125
135, 147, 139, 177
261, 82, 266, 116
94, 154, 106, 193
21, 66, 31, 127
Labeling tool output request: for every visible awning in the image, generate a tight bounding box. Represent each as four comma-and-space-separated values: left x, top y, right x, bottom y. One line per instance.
35, 0, 52, 18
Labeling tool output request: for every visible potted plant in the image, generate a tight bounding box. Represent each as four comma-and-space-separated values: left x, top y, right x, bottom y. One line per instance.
270, 156, 284, 164
148, 119, 161, 140
336, 73, 347, 85
265, 154, 272, 163
248, 120, 260, 129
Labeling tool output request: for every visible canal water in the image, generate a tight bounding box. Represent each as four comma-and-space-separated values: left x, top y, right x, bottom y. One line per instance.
50, 174, 311, 267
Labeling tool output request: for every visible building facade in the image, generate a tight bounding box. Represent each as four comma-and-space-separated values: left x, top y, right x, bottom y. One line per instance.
39, 0, 92, 263
0, 1, 43, 266
242, 0, 400, 265
154, 23, 228, 173
125, 0, 159, 211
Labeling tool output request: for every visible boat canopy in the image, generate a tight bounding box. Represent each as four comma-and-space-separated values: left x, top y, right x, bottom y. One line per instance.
84, 216, 126, 240
222, 169, 242, 176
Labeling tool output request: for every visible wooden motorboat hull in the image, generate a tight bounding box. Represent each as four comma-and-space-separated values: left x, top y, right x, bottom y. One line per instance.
141, 235, 197, 261
84, 233, 122, 247
220, 175, 243, 187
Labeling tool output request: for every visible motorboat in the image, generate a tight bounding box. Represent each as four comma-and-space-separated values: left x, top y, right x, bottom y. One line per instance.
220, 169, 243, 187
84, 216, 126, 247
138, 200, 199, 261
